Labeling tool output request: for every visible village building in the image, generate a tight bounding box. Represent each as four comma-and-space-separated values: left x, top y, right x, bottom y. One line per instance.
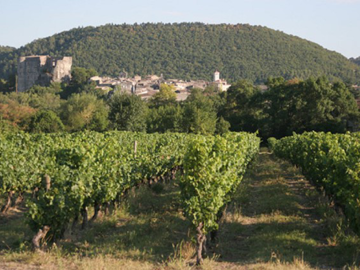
90, 70, 231, 101
211, 70, 231, 91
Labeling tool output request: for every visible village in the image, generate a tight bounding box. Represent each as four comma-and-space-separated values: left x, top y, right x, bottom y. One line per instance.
16, 55, 233, 101
89, 70, 232, 101
2, 3, 360, 269
15, 55, 359, 104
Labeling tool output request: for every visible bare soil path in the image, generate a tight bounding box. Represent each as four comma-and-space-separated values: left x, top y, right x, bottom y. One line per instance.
215, 149, 360, 269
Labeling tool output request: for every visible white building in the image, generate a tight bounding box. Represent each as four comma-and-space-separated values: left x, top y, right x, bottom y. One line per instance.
212, 70, 231, 91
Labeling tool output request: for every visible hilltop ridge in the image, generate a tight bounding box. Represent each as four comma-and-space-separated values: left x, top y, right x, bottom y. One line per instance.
0, 23, 358, 83
351, 57, 360, 67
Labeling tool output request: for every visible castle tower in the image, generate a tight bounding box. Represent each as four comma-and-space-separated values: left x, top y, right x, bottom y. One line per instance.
214, 70, 220, 82
17, 56, 49, 92
17, 55, 72, 92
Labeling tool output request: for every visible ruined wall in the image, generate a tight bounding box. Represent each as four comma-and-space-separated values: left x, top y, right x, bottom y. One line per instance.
18, 56, 50, 92
52, 57, 72, 83
17, 55, 72, 92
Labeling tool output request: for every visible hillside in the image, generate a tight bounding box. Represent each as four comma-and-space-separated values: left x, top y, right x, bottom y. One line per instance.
0, 46, 15, 61
0, 46, 15, 53
0, 23, 359, 83
351, 57, 360, 67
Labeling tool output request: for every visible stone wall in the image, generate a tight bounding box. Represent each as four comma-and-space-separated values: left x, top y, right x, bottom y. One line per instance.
17, 55, 72, 92
18, 56, 49, 92
52, 57, 72, 83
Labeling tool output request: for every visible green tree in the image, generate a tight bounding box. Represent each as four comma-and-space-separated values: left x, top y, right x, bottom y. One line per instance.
108, 92, 147, 132
26, 83, 63, 112
147, 104, 183, 133
332, 81, 359, 123
215, 117, 230, 134
27, 110, 64, 133
150, 83, 176, 107
263, 76, 360, 138
0, 79, 8, 93
0, 119, 19, 133
60, 93, 109, 131
203, 84, 221, 95
62, 67, 99, 98
182, 88, 217, 135
262, 77, 300, 138
27, 82, 63, 95
71, 67, 98, 85
297, 77, 359, 132
221, 80, 262, 133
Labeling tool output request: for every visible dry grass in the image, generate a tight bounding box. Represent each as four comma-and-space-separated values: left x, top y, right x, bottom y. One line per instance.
0, 149, 360, 269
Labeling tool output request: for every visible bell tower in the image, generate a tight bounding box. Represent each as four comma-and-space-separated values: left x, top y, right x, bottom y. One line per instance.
214, 70, 220, 81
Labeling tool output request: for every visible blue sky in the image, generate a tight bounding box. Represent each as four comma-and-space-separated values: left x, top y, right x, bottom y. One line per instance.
0, 0, 359, 58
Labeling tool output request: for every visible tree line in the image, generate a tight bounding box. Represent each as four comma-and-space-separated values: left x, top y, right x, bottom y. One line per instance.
0, 67, 359, 139
351, 56, 360, 67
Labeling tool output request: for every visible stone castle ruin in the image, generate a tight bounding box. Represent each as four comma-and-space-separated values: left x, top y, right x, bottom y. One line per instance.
17, 55, 72, 92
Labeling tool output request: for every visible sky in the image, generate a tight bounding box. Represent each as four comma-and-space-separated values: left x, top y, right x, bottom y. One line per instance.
0, 0, 359, 58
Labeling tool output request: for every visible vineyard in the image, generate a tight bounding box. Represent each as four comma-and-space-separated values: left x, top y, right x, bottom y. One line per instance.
0, 131, 259, 265
270, 132, 360, 234
2, 131, 360, 269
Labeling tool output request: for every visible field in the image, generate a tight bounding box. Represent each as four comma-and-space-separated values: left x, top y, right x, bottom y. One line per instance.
1, 149, 359, 269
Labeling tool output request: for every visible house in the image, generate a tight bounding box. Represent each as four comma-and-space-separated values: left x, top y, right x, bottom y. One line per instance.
211, 71, 231, 91
92, 70, 232, 100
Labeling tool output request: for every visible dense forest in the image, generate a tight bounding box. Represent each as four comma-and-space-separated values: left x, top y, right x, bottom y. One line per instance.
0, 46, 15, 67
0, 46, 15, 54
0, 23, 359, 83
351, 57, 360, 67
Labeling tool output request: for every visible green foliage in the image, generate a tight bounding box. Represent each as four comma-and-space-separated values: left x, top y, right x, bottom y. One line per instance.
108, 92, 147, 132
0, 24, 358, 83
147, 104, 183, 133
71, 67, 98, 85
271, 132, 360, 234
60, 93, 109, 131
150, 84, 176, 107
182, 88, 217, 135
267, 137, 277, 150
263, 77, 359, 138
221, 76, 360, 139
350, 56, 360, 67
0, 130, 258, 249
203, 84, 221, 95
0, 78, 9, 93
0, 119, 19, 133
0, 46, 15, 54
61, 67, 99, 98
220, 80, 261, 133
26, 83, 63, 111
181, 132, 259, 235
27, 110, 64, 133
0, 83, 63, 113
27, 83, 63, 95
215, 117, 230, 134
27, 178, 77, 240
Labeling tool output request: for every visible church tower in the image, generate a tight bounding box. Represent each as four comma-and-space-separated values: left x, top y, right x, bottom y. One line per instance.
214, 70, 220, 82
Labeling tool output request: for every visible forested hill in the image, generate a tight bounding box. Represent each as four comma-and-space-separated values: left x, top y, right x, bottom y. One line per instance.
0, 23, 359, 83
0, 46, 15, 57
351, 57, 360, 67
